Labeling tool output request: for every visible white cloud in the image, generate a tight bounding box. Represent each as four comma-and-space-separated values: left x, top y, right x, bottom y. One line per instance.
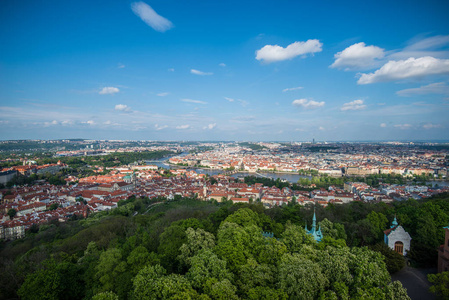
235, 99, 249, 107
380, 123, 387, 128
181, 99, 207, 104
224, 97, 248, 107
255, 39, 322, 63
396, 82, 449, 96
176, 124, 190, 130
394, 124, 412, 130
61, 120, 73, 126
168, 68, 175, 72
155, 124, 168, 130
358, 56, 449, 84
118, 63, 125, 69
115, 104, 131, 112
219, 63, 226, 67
319, 126, 325, 131
44, 120, 58, 127
83, 120, 95, 126
131, 2, 173, 32
283, 86, 303, 92
157, 92, 169, 96
341, 99, 366, 111
407, 35, 449, 51
191, 69, 213, 76
423, 123, 443, 129
203, 123, 216, 130
391, 35, 449, 60
104, 120, 120, 126
99, 87, 120, 95
331, 42, 385, 70
292, 99, 325, 109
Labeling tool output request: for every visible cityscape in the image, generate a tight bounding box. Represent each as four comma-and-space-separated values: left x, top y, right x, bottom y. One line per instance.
1, 0, 449, 299
1, 140, 448, 234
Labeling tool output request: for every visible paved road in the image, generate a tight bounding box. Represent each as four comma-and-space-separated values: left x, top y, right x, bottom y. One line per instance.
391, 266, 437, 300
143, 201, 163, 214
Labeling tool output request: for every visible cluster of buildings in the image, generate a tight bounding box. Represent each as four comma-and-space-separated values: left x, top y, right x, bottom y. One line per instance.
0, 161, 66, 182
54, 144, 181, 157
0, 142, 448, 241
1, 160, 448, 241
169, 143, 448, 178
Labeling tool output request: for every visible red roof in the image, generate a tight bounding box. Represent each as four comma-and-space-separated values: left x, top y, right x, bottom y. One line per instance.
383, 225, 398, 235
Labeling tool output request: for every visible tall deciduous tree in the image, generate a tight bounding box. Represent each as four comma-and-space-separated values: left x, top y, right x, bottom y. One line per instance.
178, 228, 215, 266
278, 253, 329, 299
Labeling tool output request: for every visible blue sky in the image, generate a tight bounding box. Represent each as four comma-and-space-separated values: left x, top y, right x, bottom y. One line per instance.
1, 0, 449, 141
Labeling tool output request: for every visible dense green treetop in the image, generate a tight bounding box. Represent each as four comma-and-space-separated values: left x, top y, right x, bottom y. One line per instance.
5, 194, 449, 299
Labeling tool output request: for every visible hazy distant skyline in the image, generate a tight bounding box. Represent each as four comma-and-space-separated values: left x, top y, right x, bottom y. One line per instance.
1, 0, 449, 141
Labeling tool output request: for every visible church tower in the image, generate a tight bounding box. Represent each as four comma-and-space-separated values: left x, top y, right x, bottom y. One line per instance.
305, 210, 323, 242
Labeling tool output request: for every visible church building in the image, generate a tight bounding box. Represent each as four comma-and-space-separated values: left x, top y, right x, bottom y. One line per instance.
383, 216, 411, 256
305, 211, 323, 242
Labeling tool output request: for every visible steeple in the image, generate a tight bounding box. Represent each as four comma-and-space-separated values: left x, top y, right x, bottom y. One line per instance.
391, 215, 398, 228
305, 208, 323, 242
312, 209, 317, 231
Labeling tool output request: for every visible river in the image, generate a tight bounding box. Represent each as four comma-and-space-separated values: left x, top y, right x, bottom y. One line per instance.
146, 156, 311, 182
147, 156, 447, 186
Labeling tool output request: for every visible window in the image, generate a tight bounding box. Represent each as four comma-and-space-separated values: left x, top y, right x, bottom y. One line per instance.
394, 241, 404, 255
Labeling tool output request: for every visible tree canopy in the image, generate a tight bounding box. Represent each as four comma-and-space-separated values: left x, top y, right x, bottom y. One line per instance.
6, 193, 449, 299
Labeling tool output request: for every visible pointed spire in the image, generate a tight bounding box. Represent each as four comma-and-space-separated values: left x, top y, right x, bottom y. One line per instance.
391, 215, 398, 228
312, 208, 317, 230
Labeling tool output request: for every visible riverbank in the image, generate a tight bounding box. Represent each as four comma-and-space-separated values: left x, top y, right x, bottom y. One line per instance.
148, 159, 448, 187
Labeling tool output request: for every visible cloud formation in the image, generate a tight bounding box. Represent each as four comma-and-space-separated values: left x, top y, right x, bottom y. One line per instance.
115, 104, 131, 112
423, 123, 442, 129
191, 69, 213, 76
341, 100, 366, 111
358, 56, 449, 84
396, 82, 449, 96
157, 92, 169, 96
203, 123, 216, 130
292, 99, 325, 109
99, 87, 119, 95
283, 86, 303, 92
61, 120, 73, 126
131, 2, 173, 32
255, 39, 322, 63
44, 120, 58, 127
331, 42, 385, 70
176, 124, 190, 129
181, 99, 207, 104
394, 124, 412, 130
155, 124, 168, 130
224, 97, 234, 102
219, 63, 226, 67
380, 123, 387, 128
390, 35, 449, 60
83, 120, 95, 126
